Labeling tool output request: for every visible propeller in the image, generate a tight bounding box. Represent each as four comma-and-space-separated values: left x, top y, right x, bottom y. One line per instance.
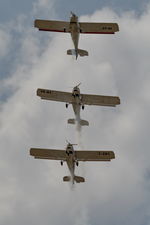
70, 11, 76, 17
66, 140, 77, 146
75, 82, 81, 88
66, 82, 81, 90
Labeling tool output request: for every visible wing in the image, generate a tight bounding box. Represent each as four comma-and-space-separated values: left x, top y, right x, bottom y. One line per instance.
75, 151, 115, 161
34, 20, 70, 33
81, 94, 120, 107
79, 22, 119, 34
30, 148, 66, 160
37, 88, 74, 104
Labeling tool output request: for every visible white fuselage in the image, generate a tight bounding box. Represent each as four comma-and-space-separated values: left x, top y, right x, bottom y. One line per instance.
65, 144, 76, 183
72, 87, 82, 123
69, 14, 80, 55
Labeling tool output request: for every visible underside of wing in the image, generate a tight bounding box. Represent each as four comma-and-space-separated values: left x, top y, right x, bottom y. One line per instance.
37, 88, 74, 104
79, 22, 119, 34
75, 151, 115, 161
30, 148, 66, 160
34, 20, 70, 33
81, 94, 120, 107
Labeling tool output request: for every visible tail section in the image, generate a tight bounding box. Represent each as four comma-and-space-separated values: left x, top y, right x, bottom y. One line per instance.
68, 118, 89, 126
67, 49, 88, 57
63, 176, 85, 183
74, 176, 85, 183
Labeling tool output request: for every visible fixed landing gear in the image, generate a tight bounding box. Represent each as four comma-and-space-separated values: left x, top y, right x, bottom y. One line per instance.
66, 103, 68, 108
82, 105, 84, 110
76, 161, 79, 166
61, 161, 63, 166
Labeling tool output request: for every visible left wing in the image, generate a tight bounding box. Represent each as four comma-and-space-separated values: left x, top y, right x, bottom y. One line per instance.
30, 148, 66, 160
34, 20, 70, 32
37, 88, 74, 104
79, 22, 119, 34
81, 93, 120, 107
75, 151, 115, 161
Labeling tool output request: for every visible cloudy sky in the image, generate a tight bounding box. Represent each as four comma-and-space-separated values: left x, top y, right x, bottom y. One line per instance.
1, 0, 150, 224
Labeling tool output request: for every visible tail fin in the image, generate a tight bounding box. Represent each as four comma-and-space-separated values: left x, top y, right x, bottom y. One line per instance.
63, 176, 71, 182
68, 119, 89, 126
74, 176, 85, 183
67, 49, 88, 57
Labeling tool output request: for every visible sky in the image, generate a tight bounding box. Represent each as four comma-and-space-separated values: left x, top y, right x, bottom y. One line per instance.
0, 0, 150, 225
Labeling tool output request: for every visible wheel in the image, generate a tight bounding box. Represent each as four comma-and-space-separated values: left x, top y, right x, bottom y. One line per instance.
61, 161, 63, 166
76, 161, 79, 166
66, 103, 68, 108
82, 105, 84, 110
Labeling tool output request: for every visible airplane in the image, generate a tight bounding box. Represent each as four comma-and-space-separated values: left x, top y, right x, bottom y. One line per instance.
30, 142, 115, 184
36, 85, 120, 127
34, 12, 119, 59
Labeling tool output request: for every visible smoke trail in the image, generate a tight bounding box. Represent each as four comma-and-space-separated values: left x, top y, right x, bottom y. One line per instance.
75, 115, 86, 180
75, 114, 83, 149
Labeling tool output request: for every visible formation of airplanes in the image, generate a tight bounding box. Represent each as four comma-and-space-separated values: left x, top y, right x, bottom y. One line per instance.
34, 12, 119, 59
30, 13, 120, 183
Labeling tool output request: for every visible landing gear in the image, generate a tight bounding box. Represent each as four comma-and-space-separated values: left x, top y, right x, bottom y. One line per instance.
61, 161, 63, 166
66, 103, 68, 108
76, 161, 79, 166
82, 105, 84, 110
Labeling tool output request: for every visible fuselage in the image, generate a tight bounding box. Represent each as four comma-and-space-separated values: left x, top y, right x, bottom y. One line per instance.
69, 13, 80, 58
65, 144, 76, 183
72, 86, 82, 123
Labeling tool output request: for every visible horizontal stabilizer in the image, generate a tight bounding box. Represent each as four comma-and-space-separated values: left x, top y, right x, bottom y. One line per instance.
80, 119, 89, 126
67, 49, 88, 57
63, 176, 71, 182
68, 119, 89, 126
68, 118, 75, 124
78, 49, 88, 56
74, 176, 85, 183
67, 49, 75, 55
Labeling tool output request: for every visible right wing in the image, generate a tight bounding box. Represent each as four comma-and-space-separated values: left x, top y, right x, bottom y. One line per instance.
75, 150, 115, 161
37, 88, 74, 104
34, 20, 70, 32
79, 22, 119, 34
30, 148, 66, 160
81, 93, 120, 107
